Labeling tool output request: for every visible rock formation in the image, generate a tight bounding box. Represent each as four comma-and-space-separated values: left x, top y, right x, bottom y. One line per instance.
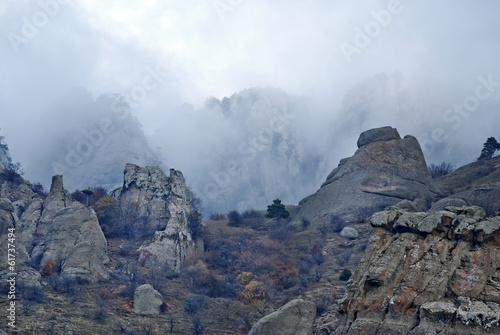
248, 298, 316, 335
293, 126, 441, 226
336, 206, 500, 334
133, 284, 164, 315
430, 182, 500, 216
116, 164, 200, 272
21, 175, 109, 280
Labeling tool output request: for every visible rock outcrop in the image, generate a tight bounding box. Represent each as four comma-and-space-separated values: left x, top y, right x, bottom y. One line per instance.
336, 206, 500, 334
0, 197, 40, 288
133, 284, 164, 315
430, 182, 500, 216
248, 298, 316, 335
293, 127, 441, 225
116, 164, 200, 272
21, 175, 109, 280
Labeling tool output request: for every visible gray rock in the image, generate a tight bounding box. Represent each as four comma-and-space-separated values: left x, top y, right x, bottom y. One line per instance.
430, 183, 500, 216
21, 175, 109, 280
133, 284, 163, 315
337, 206, 500, 334
248, 298, 316, 335
293, 127, 441, 227
117, 164, 200, 272
340, 227, 359, 239
356, 126, 401, 148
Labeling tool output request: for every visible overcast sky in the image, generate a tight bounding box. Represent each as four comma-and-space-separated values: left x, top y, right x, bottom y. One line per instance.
1, 0, 500, 184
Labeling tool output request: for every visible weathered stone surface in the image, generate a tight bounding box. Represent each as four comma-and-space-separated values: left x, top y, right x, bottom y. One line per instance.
21, 175, 109, 280
248, 298, 316, 335
0, 197, 40, 287
336, 207, 500, 334
430, 182, 500, 216
117, 164, 201, 272
133, 284, 163, 315
340, 227, 359, 239
293, 127, 441, 226
356, 126, 401, 148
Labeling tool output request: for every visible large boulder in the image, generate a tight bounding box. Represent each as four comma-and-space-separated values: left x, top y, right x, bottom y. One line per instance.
133, 284, 164, 315
248, 298, 316, 335
117, 164, 201, 272
21, 175, 109, 280
293, 127, 441, 226
336, 206, 500, 334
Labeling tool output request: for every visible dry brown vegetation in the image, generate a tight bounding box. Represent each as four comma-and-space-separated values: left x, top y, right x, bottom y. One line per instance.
12, 210, 372, 334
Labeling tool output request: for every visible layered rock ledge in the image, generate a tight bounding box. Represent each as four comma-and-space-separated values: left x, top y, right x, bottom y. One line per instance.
336, 206, 500, 334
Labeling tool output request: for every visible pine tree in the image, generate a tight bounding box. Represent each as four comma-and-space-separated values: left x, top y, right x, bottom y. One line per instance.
266, 199, 289, 219
478, 137, 500, 160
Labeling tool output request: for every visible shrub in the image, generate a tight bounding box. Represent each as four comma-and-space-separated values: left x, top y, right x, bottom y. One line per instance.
316, 295, 332, 317
184, 294, 206, 316
330, 215, 345, 233
243, 280, 269, 305
41, 259, 56, 277
237, 272, 257, 287
32, 182, 48, 197
94, 196, 121, 237
266, 199, 289, 219
311, 244, 325, 265
336, 251, 351, 267
478, 137, 500, 160
428, 162, 455, 178
227, 210, 242, 227
339, 268, 352, 281
209, 213, 226, 221
268, 260, 298, 289
188, 211, 203, 241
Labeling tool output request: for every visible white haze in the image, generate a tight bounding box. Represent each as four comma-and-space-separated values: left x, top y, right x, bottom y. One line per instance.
1, 0, 499, 208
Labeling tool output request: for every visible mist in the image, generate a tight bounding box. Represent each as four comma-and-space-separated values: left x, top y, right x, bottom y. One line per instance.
1, 0, 499, 213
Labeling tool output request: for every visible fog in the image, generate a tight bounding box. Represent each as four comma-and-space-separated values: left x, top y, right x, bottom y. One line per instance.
1, 0, 499, 212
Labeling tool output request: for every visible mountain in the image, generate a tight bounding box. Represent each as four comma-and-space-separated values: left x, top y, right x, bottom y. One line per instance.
292, 126, 442, 226
24, 88, 162, 192
185, 87, 328, 214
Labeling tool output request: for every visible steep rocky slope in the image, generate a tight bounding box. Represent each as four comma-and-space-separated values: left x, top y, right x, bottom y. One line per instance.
336, 206, 500, 334
293, 126, 441, 226
21, 175, 109, 280
115, 164, 201, 272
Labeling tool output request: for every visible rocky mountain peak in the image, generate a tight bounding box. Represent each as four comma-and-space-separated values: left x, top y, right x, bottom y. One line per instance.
293, 126, 441, 225
356, 126, 401, 148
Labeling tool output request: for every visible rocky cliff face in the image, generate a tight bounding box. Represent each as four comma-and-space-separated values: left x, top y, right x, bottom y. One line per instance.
293, 126, 441, 225
21, 175, 109, 280
116, 164, 200, 272
182, 87, 327, 214
336, 206, 500, 334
